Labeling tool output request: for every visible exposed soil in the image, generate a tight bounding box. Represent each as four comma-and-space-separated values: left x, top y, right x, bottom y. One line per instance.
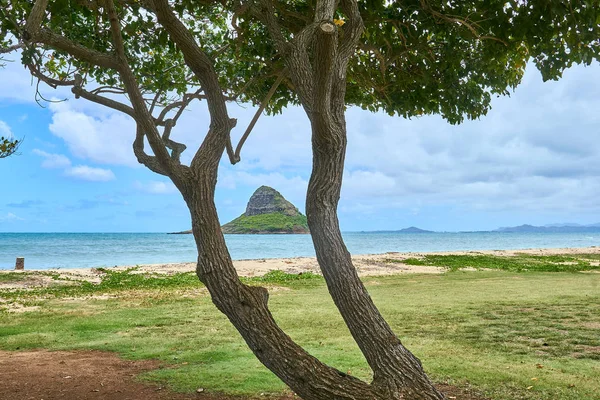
0, 350, 487, 400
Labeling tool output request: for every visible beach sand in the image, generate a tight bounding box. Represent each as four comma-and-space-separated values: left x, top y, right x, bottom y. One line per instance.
2, 246, 599, 290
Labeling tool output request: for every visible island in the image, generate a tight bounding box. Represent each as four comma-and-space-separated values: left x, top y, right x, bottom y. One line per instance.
170, 186, 309, 234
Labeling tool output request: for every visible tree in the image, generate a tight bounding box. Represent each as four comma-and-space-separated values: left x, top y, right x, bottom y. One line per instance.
0, 136, 21, 158
1, 1, 598, 398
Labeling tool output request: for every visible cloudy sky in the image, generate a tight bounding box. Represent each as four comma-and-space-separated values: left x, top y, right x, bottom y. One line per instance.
1, 57, 599, 233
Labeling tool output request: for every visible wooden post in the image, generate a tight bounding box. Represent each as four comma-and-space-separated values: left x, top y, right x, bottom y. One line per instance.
15, 257, 24, 270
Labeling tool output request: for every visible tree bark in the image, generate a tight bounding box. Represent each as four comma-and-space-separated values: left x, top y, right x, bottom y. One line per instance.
304, 106, 445, 399
182, 163, 387, 400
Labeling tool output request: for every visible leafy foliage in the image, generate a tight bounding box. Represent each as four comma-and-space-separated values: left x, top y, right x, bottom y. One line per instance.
0, 136, 20, 158
2, 1, 599, 123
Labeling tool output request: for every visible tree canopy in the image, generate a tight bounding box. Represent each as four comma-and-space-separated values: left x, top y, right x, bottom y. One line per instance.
2, 1, 599, 127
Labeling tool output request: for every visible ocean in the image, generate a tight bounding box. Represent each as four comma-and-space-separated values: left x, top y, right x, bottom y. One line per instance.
0, 231, 598, 270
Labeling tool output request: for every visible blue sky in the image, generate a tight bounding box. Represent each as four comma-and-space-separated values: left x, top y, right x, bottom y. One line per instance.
1, 58, 600, 233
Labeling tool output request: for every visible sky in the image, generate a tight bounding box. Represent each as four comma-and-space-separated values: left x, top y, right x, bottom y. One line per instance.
1, 57, 599, 233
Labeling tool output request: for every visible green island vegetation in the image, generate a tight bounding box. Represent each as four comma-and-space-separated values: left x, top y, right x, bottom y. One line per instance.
221, 186, 310, 234
1, 254, 599, 400
222, 213, 309, 234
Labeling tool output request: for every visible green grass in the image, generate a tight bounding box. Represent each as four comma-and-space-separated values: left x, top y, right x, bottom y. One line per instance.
395, 253, 600, 272
222, 212, 308, 233
0, 268, 323, 301
0, 272, 29, 282
1, 267, 599, 399
0, 271, 61, 282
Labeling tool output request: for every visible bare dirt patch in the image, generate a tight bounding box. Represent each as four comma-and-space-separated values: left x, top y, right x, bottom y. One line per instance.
0, 350, 487, 400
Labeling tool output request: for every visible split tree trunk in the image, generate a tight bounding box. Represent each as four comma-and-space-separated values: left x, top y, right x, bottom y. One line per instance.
304, 106, 445, 400
183, 166, 385, 400
153, 1, 444, 397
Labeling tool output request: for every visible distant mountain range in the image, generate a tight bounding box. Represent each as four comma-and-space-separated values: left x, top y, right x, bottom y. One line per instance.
361, 226, 434, 234
494, 223, 600, 233
361, 223, 600, 234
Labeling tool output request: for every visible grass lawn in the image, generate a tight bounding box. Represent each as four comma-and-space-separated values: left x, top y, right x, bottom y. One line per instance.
1, 260, 599, 399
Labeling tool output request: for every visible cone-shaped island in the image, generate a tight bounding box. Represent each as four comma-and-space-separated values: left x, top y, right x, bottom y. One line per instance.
170, 186, 309, 234
222, 186, 309, 234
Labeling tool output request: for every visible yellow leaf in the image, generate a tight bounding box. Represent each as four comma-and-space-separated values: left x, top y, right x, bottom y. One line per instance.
334, 18, 345, 27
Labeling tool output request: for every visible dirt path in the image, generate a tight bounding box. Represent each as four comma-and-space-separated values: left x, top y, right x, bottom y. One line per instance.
0, 350, 487, 400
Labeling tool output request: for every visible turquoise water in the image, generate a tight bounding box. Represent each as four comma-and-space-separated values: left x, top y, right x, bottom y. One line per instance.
0, 232, 598, 270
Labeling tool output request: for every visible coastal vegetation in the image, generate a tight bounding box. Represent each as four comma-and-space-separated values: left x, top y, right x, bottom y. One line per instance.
222, 213, 309, 234
394, 253, 600, 273
1, 261, 599, 400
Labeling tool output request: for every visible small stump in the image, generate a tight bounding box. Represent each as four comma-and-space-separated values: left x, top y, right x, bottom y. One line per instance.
15, 257, 24, 270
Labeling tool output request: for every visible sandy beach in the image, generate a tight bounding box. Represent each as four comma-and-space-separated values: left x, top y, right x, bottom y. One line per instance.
2, 246, 599, 290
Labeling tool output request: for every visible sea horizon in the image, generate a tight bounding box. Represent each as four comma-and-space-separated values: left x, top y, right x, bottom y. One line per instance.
1, 231, 599, 271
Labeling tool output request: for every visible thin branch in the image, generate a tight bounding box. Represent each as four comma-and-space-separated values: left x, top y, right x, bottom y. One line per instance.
133, 126, 170, 176
161, 119, 187, 163
420, 0, 508, 46
105, 0, 176, 173
72, 86, 138, 119
0, 43, 25, 54
232, 72, 284, 164
156, 90, 206, 122
90, 86, 127, 95
27, 63, 77, 88
151, 0, 238, 170
252, 0, 290, 54
149, 91, 162, 114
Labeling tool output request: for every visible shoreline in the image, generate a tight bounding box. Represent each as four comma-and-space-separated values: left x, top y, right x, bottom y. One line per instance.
2, 247, 599, 289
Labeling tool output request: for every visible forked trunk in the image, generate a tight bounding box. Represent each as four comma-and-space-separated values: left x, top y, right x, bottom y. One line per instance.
182, 169, 383, 400
179, 122, 444, 399
305, 107, 445, 400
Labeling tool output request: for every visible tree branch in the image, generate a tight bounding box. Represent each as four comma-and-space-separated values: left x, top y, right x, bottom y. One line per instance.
251, 0, 290, 54
150, 0, 237, 170
232, 72, 284, 164
133, 126, 170, 176
27, 62, 77, 88
22, 0, 49, 40
72, 85, 138, 119
105, 0, 176, 174
31, 28, 120, 70
161, 119, 187, 163
337, 0, 365, 65
313, 21, 337, 114
0, 43, 25, 54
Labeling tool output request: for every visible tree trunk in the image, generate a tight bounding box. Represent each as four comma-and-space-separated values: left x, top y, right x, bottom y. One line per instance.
305, 107, 445, 400
182, 167, 389, 400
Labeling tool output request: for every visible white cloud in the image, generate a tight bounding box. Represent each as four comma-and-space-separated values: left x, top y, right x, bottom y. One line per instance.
334, 63, 600, 214
342, 170, 396, 199
32, 148, 115, 182
48, 101, 137, 167
0, 212, 25, 222
134, 180, 177, 194
0, 120, 13, 138
32, 149, 72, 169
64, 165, 116, 182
